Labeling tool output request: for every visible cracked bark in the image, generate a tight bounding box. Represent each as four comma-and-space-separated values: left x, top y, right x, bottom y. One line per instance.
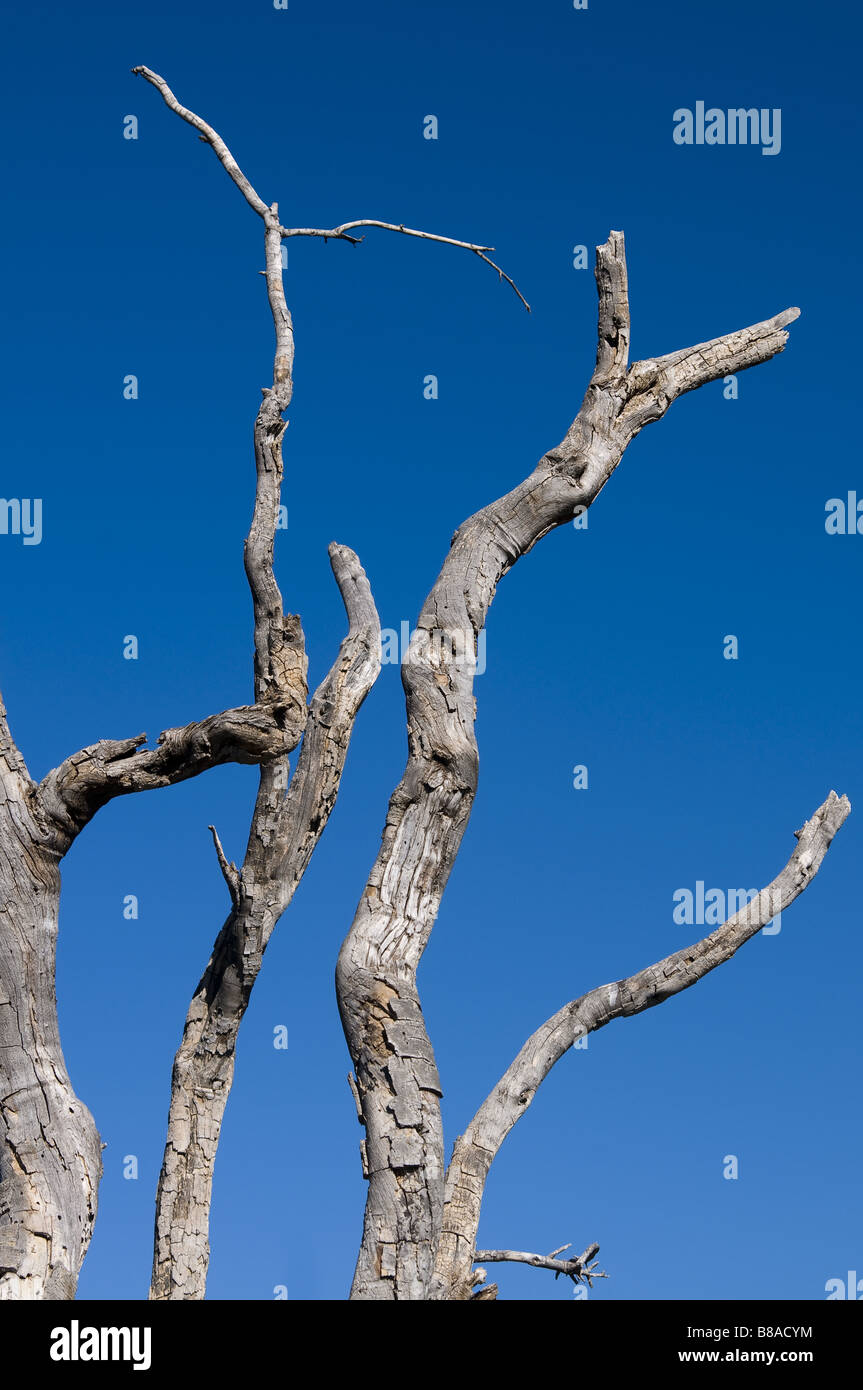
149, 545, 380, 1300
335, 231, 842, 1301
0, 703, 102, 1300
135, 69, 385, 1300
1, 678, 307, 1298
0, 173, 309, 1298
0, 69, 333, 1305
133, 64, 532, 1300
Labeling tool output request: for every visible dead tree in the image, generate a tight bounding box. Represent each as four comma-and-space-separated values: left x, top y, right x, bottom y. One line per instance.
0, 665, 308, 1297
126, 66, 530, 1302
333, 238, 850, 1298
0, 65, 849, 1304
1, 63, 402, 1303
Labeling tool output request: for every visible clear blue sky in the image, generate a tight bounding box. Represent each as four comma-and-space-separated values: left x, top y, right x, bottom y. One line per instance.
0, 0, 859, 1300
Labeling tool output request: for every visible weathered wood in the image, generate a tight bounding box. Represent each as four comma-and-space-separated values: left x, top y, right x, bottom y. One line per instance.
0, 699, 102, 1299
149, 545, 380, 1300
473, 1243, 607, 1290
3, 67, 844, 1304
135, 69, 383, 1300
435, 796, 849, 1298
36, 703, 306, 852
336, 231, 815, 1300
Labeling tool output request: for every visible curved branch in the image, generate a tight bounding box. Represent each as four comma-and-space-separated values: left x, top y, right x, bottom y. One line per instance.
149, 544, 380, 1300
336, 228, 801, 1301
131, 66, 270, 218
35, 702, 306, 852
618, 307, 799, 436
269, 542, 381, 898
435, 791, 850, 1298
133, 66, 529, 309
280, 220, 530, 310
134, 64, 387, 1302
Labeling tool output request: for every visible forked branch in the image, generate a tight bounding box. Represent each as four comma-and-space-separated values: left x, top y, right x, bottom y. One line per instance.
473, 1242, 608, 1291
335, 226, 826, 1301
280, 221, 529, 310
131, 66, 528, 309
135, 64, 384, 1300
36, 700, 306, 853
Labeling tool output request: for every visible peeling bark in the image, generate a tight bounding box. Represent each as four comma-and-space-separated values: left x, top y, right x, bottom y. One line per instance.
2, 64, 846, 1304
149, 545, 380, 1300
0, 702, 101, 1299
335, 232, 828, 1301
133, 64, 533, 1300
135, 69, 383, 1300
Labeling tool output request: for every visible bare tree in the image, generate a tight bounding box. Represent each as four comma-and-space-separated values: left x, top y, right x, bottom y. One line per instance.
332, 239, 850, 1300
0, 66, 849, 1303
128, 65, 530, 1302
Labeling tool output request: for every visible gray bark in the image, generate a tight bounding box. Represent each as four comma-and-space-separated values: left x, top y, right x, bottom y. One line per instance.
0, 703, 101, 1300
0, 673, 308, 1300
136, 65, 385, 1301
335, 232, 843, 1300
149, 544, 380, 1300
436, 792, 849, 1299
133, 64, 529, 1300
2, 66, 847, 1303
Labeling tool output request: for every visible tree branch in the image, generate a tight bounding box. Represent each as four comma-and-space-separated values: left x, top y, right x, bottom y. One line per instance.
474, 1243, 608, 1287
36, 702, 306, 851
436, 792, 849, 1297
149, 543, 380, 1300
133, 63, 528, 310
280, 221, 530, 310
336, 228, 803, 1301
593, 230, 631, 382
131, 66, 271, 219
208, 824, 240, 907
0, 690, 33, 795
617, 307, 800, 436
269, 543, 381, 899
132, 61, 388, 1302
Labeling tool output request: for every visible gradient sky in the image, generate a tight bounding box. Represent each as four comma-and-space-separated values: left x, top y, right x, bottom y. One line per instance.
0, 0, 859, 1300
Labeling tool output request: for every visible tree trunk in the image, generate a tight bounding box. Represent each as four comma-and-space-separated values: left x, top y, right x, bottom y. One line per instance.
0, 731, 102, 1299
337, 234, 805, 1299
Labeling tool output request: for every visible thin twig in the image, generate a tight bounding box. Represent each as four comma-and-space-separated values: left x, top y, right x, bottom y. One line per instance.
280, 220, 530, 310
208, 824, 240, 906
133, 65, 529, 310
474, 1243, 608, 1286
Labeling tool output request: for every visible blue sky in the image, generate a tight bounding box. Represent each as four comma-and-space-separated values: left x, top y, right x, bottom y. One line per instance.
0, 0, 859, 1300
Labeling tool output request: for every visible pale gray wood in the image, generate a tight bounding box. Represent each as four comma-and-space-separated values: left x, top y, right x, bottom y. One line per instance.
436, 793, 849, 1299
134, 68, 383, 1301
1, 644, 309, 1297
1, 68, 337, 1303
0, 698, 103, 1299
148, 545, 380, 1300
473, 1243, 607, 1294
2, 69, 846, 1304
335, 231, 839, 1300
